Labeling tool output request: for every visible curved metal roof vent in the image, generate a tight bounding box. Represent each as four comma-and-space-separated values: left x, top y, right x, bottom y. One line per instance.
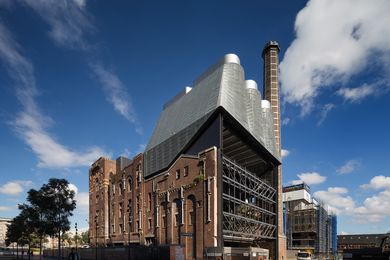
224, 53, 240, 64
245, 79, 258, 90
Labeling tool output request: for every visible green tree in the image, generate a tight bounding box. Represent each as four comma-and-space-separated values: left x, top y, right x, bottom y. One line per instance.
5, 210, 31, 258
40, 178, 76, 259
80, 231, 89, 245
6, 178, 76, 260
19, 188, 49, 258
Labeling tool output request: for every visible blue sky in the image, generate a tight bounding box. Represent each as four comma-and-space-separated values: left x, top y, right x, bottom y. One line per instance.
0, 0, 389, 234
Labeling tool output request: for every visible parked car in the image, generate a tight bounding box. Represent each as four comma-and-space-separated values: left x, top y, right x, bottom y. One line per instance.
297, 251, 312, 260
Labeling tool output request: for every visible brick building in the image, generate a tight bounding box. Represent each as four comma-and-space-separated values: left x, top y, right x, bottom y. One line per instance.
89, 42, 285, 259
338, 234, 390, 251
338, 234, 390, 259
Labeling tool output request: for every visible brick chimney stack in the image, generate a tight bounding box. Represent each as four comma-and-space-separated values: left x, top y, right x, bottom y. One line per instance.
262, 41, 281, 154
262, 41, 286, 259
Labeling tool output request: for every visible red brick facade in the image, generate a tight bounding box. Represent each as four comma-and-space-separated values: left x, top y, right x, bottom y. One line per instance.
89, 148, 219, 259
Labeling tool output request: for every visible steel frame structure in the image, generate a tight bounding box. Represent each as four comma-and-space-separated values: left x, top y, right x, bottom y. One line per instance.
221, 156, 277, 241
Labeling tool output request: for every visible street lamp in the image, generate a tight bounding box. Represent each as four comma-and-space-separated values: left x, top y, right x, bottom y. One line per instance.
75, 222, 78, 251
94, 214, 98, 260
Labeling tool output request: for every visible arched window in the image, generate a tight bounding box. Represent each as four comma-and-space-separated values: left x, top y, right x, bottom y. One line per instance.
160, 201, 168, 244
119, 182, 123, 195
173, 199, 182, 244
128, 177, 132, 192
187, 195, 196, 258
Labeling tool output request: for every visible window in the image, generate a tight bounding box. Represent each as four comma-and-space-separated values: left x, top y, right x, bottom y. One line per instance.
199, 161, 205, 175
136, 220, 140, 230
128, 199, 132, 215
175, 213, 180, 227
119, 203, 123, 218
148, 193, 152, 211
119, 183, 123, 195
176, 169, 180, 179
119, 224, 123, 234
136, 163, 142, 186
162, 216, 166, 228
128, 178, 132, 192
189, 211, 194, 226
184, 166, 189, 177
148, 218, 152, 229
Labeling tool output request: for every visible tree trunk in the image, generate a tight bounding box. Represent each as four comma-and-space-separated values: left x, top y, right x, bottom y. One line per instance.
40, 236, 43, 260
58, 231, 61, 260
28, 241, 31, 260
16, 243, 19, 260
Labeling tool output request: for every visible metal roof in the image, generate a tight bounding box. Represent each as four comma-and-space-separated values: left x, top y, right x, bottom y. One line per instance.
144, 54, 279, 177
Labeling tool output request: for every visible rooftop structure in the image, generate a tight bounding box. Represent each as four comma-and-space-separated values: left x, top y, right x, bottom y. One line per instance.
144, 53, 279, 178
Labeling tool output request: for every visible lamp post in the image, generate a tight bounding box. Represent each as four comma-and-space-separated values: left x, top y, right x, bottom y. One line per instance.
94, 215, 98, 260
75, 222, 78, 251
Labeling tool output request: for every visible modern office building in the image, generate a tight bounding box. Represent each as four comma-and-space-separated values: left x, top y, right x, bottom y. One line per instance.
282, 183, 336, 259
89, 42, 285, 259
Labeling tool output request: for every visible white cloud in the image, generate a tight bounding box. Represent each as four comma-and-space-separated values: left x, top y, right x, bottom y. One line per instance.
337, 159, 361, 174
76, 192, 89, 213
22, 0, 93, 49
13, 111, 109, 168
291, 172, 326, 185
68, 183, 78, 194
73, 0, 86, 8
136, 144, 146, 154
69, 183, 89, 214
0, 180, 33, 196
22, 0, 141, 131
122, 148, 131, 158
361, 175, 390, 190
314, 187, 355, 215
317, 103, 335, 126
280, 0, 390, 115
281, 149, 290, 158
90, 63, 139, 126
353, 189, 390, 222
314, 185, 390, 222
0, 22, 108, 169
337, 83, 377, 103
0, 206, 14, 212
281, 117, 291, 126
